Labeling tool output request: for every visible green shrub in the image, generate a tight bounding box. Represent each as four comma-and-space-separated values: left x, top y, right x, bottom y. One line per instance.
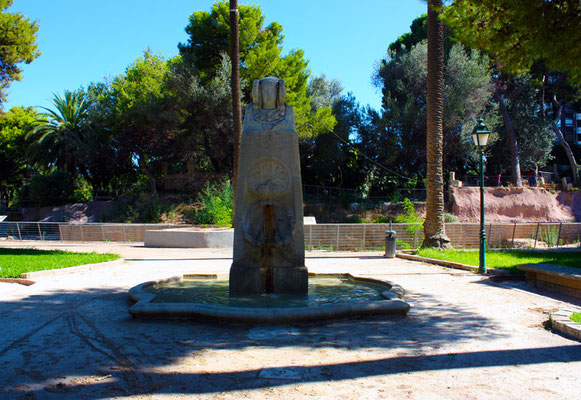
540, 225, 559, 248
193, 179, 233, 226
73, 176, 92, 203
394, 198, 424, 242
371, 215, 391, 223
344, 215, 362, 223
28, 171, 75, 206
571, 312, 581, 323
396, 238, 411, 249
444, 212, 458, 223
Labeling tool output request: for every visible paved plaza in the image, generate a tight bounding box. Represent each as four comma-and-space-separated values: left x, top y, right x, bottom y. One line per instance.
0, 241, 580, 399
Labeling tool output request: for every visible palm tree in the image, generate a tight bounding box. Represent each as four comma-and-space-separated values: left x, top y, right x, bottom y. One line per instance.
422, 0, 451, 249
27, 90, 90, 173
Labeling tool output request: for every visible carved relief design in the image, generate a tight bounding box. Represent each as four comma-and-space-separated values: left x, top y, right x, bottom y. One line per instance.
247, 159, 291, 200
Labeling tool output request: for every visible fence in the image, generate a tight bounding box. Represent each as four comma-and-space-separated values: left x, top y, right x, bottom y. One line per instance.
1, 221, 580, 250
0, 222, 196, 243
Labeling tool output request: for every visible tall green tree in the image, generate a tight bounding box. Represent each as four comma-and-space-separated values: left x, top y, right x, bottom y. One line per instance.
0, 106, 38, 203
488, 74, 555, 179
373, 41, 492, 190
178, 1, 335, 139
110, 50, 181, 194
0, 0, 40, 107
27, 91, 90, 174
301, 76, 363, 189
166, 53, 235, 174
443, 0, 581, 83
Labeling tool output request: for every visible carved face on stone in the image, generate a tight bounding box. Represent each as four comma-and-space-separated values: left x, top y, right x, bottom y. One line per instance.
252, 77, 286, 111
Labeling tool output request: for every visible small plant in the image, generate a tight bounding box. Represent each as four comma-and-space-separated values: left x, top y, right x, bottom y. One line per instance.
192, 179, 233, 226
344, 215, 362, 223
540, 225, 559, 248
394, 198, 424, 244
396, 238, 411, 249
371, 215, 390, 223
571, 312, 581, 324
444, 212, 458, 223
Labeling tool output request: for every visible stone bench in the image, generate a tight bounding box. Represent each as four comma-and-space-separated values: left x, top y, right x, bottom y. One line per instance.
518, 263, 581, 298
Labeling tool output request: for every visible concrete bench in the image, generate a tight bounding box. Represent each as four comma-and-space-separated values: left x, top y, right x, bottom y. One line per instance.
518, 263, 581, 298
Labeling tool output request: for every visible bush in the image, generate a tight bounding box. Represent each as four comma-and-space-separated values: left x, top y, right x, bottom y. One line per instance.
444, 212, 458, 223
28, 171, 75, 206
344, 215, 362, 223
371, 215, 391, 223
394, 198, 424, 242
192, 179, 233, 226
107, 193, 164, 223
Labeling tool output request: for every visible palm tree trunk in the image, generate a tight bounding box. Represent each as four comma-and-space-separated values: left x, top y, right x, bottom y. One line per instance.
422, 0, 450, 249
230, 0, 242, 227
494, 91, 523, 186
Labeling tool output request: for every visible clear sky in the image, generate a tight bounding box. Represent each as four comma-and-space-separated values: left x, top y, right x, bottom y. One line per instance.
5, 0, 426, 112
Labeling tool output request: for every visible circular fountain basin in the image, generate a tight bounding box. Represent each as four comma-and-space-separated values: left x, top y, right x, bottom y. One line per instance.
129, 274, 410, 322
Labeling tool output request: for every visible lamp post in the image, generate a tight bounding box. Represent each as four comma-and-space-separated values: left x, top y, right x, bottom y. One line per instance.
472, 118, 490, 275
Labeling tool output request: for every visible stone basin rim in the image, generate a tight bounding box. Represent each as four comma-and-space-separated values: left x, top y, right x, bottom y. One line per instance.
128, 273, 410, 322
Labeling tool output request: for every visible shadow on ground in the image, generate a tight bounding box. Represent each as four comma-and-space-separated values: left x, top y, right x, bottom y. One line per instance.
0, 284, 577, 399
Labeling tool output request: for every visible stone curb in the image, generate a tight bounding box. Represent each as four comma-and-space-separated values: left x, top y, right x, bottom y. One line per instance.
0, 278, 35, 286
396, 253, 510, 275
550, 308, 581, 341
20, 259, 125, 279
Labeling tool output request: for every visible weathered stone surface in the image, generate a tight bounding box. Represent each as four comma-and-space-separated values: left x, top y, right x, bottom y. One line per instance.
230, 77, 307, 295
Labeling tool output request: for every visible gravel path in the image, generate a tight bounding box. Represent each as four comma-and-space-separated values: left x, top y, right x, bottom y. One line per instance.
0, 241, 580, 399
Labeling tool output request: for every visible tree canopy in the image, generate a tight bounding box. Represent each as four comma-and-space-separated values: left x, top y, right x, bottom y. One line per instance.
443, 0, 581, 83
0, 0, 40, 106
178, 0, 335, 138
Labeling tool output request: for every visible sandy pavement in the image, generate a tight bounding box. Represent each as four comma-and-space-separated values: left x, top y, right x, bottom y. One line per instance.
0, 241, 580, 399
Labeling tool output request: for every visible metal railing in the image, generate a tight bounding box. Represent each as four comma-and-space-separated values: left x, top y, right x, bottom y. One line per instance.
1, 221, 580, 251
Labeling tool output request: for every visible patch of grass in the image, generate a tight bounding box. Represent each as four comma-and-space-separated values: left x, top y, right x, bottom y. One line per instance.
571, 312, 581, 324
0, 248, 121, 278
415, 248, 581, 274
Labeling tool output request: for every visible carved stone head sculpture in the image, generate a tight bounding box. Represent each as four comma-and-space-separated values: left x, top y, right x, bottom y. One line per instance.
252, 77, 286, 111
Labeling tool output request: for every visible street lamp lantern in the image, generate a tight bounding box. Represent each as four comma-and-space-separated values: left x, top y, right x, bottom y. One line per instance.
472, 118, 491, 147
472, 118, 490, 275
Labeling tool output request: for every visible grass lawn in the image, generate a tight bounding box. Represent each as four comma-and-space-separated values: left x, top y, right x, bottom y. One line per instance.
0, 248, 121, 278
416, 248, 581, 274
571, 312, 581, 324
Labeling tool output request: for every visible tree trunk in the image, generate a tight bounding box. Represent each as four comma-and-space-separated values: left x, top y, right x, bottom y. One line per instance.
137, 153, 157, 194
551, 97, 579, 186
422, 0, 450, 249
493, 92, 522, 186
230, 0, 242, 227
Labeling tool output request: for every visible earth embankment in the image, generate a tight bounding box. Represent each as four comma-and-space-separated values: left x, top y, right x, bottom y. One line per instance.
450, 186, 581, 222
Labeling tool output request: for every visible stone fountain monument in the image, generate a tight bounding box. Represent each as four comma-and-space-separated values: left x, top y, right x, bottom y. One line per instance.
128, 77, 410, 322
229, 77, 308, 295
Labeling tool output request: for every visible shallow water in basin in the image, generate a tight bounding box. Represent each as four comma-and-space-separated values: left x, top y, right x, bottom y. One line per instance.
145, 277, 388, 308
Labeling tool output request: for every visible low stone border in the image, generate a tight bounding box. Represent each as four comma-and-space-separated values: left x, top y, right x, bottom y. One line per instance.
20, 259, 125, 279
396, 253, 510, 275
518, 263, 581, 298
128, 273, 410, 322
550, 308, 581, 340
0, 278, 35, 286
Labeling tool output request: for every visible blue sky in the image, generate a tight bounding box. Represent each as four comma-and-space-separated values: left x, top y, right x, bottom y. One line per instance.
5, 0, 426, 112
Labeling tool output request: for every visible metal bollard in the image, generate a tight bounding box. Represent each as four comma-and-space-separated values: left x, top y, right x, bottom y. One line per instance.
385, 222, 396, 258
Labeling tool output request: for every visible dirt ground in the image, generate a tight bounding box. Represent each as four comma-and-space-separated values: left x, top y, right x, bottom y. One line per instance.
0, 241, 580, 399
